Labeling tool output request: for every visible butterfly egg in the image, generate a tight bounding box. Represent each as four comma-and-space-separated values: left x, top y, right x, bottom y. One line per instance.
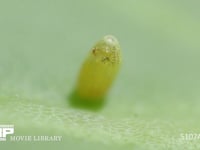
76, 35, 122, 100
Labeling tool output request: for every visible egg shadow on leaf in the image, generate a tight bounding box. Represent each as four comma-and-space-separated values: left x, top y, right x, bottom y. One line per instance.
68, 90, 106, 111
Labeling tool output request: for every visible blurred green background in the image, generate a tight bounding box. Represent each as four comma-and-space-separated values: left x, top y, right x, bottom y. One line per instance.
0, 0, 200, 149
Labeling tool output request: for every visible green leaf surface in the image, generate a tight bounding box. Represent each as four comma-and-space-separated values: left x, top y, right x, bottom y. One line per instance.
1, 0, 200, 149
